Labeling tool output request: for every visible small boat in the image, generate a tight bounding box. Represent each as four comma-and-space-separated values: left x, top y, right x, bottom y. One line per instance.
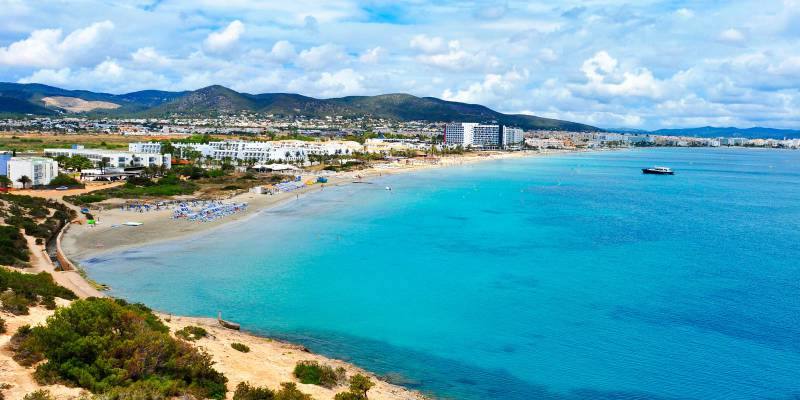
123, 221, 143, 226
385, 186, 392, 191
642, 166, 674, 175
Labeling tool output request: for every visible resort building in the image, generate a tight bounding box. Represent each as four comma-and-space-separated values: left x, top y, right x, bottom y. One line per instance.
363, 138, 432, 154
173, 140, 362, 163
128, 142, 162, 154
444, 123, 524, 150
7, 157, 59, 188
44, 145, 172, 170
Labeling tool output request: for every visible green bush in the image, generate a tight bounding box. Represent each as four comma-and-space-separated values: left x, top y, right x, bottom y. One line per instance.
0, 225, 29, 266
23, 390, 54, 400
232, 382, 312, 400
1, 291, 30, 315
334, 374, 374, 400
233, 382, 274, 400
0, 269, 76, 313
175, 325, 208, 341
230, 342, 250, 353
11, 298, 227, 399
0, 316, 6, 334
274, 382, 312, 400
48, 174, 81, 187
293, 360, 346, 388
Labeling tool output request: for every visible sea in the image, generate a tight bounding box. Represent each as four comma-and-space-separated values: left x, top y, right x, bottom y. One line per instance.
83, 148, 800, 400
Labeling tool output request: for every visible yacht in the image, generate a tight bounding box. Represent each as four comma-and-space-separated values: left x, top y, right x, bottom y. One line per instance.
642, 166, 674, 175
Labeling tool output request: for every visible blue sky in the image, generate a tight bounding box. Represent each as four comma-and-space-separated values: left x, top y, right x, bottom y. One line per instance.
0, 0, 799, 129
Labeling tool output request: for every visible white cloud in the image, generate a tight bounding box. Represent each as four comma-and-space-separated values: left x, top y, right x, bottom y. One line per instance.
288, 68, 364, 97
19, 59, 170, 92
442, 69, 527, 104
409, 35, 447, 54
270, 40, 296, 62
296, 44, 347, 70
204, 20, 245, 52
131, 47, 171, 66
0, 21, 114, 68
573, 51, 663, 99
359, 47, 385, 63
718, 28, 746, 44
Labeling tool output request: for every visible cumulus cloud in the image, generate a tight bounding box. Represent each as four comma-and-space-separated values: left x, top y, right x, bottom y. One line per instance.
573, 51, 663, 99
296, 44, 347, 70
0, 20, 113, 68
204, 20, 245, 52
359, 47, 385, 63
288, 68, 364, 97
131, 47, 171, 66
19, 59, 170, 92
442, 69, 528, 104
269, 40, 297, 62
409, 35, 447, 54
718, 28, 746, 44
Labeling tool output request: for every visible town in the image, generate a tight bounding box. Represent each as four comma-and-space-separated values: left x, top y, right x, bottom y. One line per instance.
1, 115, 799, 189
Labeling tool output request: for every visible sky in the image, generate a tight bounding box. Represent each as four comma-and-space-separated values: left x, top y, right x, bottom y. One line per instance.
1, 1, 799, 130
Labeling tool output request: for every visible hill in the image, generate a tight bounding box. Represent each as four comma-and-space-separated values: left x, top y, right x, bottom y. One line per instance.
0, 82, 600, 131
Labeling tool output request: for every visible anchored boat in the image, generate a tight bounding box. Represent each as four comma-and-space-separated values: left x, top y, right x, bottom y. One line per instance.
642, 166, 674, 175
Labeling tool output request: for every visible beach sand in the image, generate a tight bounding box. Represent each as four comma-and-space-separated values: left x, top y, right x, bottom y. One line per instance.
0, 303, 423, 400
4, 150, 577, 400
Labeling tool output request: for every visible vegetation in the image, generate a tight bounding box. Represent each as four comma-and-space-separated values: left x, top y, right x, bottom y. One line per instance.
53, 155, 94, 172
333, 375, 375, 400
0, 194, 75, 264
0, 266, 76, 315
0, 315, 6, 334
10, 298, 227, 399
230, 342, 250, 353
47, 174, 82, 187
232, 382, 312, 400
175, 325, 208, 341
65, 174, 197, 205
293, 361, 347, 388
22, 390, 54, 400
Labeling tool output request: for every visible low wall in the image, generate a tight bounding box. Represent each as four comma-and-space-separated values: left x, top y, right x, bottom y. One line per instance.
55, 223, 76, 271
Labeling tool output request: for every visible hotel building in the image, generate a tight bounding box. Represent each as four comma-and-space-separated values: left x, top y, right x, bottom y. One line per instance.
444, 123, 525, 150
44, 145, 172, 170
7, 157, 59, 188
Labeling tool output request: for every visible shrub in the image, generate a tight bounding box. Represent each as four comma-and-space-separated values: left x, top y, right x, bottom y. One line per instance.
48, 174, 81, 187
274, 382, 312, 400
23, 390, 54, 400
334, 374, 374, 400
11, 298, 227, 399
175, 325, 208, 341
0, 316, 6, 334
10, 325, 44, 366
1, 291, 30, 315
230, 342, 250, 353
293, 360, 346, 388
233, 382, 274, 400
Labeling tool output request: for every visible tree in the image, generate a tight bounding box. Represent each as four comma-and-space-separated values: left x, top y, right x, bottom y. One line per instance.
349, 374, 374, 399
17, 175, 32, 189
98, 158, 110, 174
67, 155, 93, 172
0, 175, 11, 189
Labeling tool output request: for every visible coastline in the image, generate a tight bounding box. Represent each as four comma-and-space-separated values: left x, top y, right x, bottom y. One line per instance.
61, 149, 583, 260
51, 149, 595, 400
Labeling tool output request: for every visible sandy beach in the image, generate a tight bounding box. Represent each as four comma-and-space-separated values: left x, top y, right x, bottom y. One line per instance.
60, 150, 554, 260
3, 149, 579, 400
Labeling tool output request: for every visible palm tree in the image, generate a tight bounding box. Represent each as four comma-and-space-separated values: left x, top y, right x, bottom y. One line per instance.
17, 175, 31, 189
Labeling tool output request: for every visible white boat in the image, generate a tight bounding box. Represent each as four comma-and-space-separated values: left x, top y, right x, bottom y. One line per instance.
642, 166, 674, 175
123, 221, 143, 226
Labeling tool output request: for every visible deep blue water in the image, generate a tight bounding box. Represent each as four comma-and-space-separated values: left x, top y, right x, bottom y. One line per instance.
83, 148, 800, 400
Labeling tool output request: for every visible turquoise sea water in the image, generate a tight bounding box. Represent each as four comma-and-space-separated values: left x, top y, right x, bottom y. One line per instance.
84, 148, 800, 400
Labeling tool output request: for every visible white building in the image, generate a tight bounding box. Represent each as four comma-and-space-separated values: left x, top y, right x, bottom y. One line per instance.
128, 142, 162, 154
525, 138, 566, 149
7, 157, 59, 188
173, 140, 362, 163
502, 127, 524, 149
363, 138, 432, 154
444, 123, 523, 149
44, 145, 172, 170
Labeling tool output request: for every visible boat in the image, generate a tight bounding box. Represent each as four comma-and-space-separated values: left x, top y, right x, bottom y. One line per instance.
123, 221, 143, 226
642, 166, 674, 175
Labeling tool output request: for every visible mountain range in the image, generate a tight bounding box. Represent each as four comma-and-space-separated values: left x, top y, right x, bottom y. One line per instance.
0, 82, 598, 132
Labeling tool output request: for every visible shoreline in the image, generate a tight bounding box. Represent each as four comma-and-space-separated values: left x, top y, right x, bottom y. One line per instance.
62, 149, 587, 260
51, 149, 599, 400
